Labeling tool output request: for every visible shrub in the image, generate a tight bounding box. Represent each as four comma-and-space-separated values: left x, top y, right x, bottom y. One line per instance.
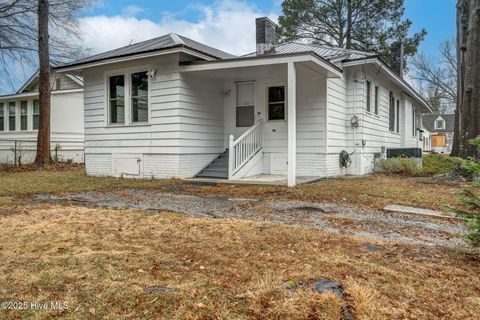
422, 154, 463, 175
447, 181, 480, 247
377, 157, 422, 175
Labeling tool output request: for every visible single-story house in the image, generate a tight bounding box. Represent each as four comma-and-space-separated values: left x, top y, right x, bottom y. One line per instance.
56, 17, 431, 186
422, 113, 455, 154
0, 69, 84, 164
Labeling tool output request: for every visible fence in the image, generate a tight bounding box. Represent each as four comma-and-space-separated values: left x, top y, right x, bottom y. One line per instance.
0, 139, 84, 166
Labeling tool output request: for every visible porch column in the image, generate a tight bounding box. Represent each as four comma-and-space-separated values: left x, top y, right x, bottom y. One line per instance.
287, 62, 296, 187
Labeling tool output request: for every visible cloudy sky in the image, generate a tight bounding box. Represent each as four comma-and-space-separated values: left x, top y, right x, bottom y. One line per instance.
1, 0, 456, 93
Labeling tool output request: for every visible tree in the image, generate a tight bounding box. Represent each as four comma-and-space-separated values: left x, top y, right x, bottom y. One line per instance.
277, 0, 426, 65
0, 0, 91, 166
411, 39, 457, 114
455, 0, 480, 159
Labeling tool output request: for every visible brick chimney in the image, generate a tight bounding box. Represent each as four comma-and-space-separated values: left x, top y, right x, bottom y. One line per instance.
390, 41, 404, 78
256, 17, 276, 55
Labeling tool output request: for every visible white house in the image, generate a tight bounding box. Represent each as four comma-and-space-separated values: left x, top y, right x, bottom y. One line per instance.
56, 17, 431, 186
0, 70, 84, 164
422, 114, 455, 154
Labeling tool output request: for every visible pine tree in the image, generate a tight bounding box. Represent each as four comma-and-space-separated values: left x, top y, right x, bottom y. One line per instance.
277, 0, 426, 65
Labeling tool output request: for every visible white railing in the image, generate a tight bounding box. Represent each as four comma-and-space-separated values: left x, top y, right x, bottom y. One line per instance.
229, 119, 263, 179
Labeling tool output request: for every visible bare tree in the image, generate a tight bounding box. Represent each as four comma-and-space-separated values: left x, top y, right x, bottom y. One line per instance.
455, 0, 480, 159
411, 39, 457, 114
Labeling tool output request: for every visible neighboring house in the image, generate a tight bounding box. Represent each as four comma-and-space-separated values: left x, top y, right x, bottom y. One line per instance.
421, 114, 455, 154
0, 70, 85, 164
56, 17, 431, 186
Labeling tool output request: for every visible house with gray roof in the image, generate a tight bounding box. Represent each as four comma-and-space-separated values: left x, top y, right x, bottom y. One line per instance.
56, 17, 431, 186
422, 114, 455, 154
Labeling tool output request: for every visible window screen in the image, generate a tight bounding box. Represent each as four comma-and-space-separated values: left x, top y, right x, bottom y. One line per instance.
389, 92, 395, 131
9, 102, 15, 131
33, 100, 40, 130
374, 86, 379, 115
0, 103, 4, 131
109, 75, 125, 124
396, 99, 400, 133
236, 83, 255, 127
20, 101, 27, 130
131, 72, 148, 123
268, 86, 285, 121
366, 81, 371, 112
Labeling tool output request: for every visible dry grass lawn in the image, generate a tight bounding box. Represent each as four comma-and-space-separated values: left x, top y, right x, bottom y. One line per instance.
0, 204, 479, 319
0, 165, 465, 211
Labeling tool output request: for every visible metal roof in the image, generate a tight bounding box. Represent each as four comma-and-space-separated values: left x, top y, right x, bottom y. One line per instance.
422, 114, 455, 132
58, 33, 236, 69
243, 42, 376, 61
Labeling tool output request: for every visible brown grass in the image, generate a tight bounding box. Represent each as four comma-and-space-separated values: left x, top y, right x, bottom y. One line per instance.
0, 165, 465, 211
0, 205, 478, 319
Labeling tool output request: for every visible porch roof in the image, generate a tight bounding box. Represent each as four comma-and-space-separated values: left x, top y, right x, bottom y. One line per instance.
179, 51, 343, 78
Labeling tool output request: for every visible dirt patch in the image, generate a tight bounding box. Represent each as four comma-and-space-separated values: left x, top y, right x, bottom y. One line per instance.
33, 189, 468, 248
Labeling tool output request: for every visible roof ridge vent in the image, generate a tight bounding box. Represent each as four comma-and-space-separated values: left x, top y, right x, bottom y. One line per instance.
170, 33, 185, 45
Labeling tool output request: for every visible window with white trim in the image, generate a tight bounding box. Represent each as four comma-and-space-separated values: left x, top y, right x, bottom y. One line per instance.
412, 108, 417, 136
20, 101, 27, 131
108, 75, 125, 124
0, 103, 4, 131
236, 82, 255, 127
131, 72, 149, 123
374, 86, 379, 115
268, 86, 285, 121
366, 80, 371, 112
396, 99, 400, 133
389, 92, 395, 131
435, 119, 445, 130
8, 102, 16, 131
33, 99, 40, 130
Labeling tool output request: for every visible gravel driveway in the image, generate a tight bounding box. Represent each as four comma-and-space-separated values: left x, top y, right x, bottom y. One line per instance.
35, 189, 468, 248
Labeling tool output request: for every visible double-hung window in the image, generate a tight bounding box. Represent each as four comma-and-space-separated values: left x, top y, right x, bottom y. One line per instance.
268, 86, 286, 121
412, 108, 417, 136
0, 103, 4, 131
366, 80, 371, 112
108, 75, 126, 124
389, 92, 395, 132
9, 102, 16, 131
374, 86, 379, 115
108, 70, 149, 125
20, 101, 28, 130
396, 99, 400, 133
131, 72, 149, 123
33, 99, 40, 130
236, 82, 255, 127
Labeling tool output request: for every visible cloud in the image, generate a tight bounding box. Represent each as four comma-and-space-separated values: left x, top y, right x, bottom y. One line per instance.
122, 5, 144, 17
78, 0, 278, 56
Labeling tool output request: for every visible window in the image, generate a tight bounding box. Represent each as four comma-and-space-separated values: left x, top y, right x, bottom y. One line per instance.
33, 99, 40, 130
236, 83, 255, 127
131, 72, 149, 123
268, 86, 285, 121
396, 99, 400, 133
8, 102, 16, 131
366, 80, 371, 112
374, 86, 379, 115
435, 119, 445, 130
20, 101, 28, 130
389, 92, 395, 131
0, 103, 4, 131
108, 75, 125, 124
412, 108, 417, 136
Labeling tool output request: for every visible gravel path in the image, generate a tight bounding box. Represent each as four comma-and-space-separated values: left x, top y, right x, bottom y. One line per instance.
34, 189, 468, 248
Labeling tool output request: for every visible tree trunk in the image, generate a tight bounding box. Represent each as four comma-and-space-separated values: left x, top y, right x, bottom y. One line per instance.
34, 0, 51, 167
345, 0, 352, 49
456, 0, 480, 159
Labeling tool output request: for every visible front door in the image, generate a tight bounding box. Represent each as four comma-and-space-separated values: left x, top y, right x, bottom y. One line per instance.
235, 82, 255, 137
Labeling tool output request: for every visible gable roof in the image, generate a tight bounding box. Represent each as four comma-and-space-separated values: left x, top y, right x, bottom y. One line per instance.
243, 42, 377, 62
422, 114, 455, 132
58, 33, 236, 70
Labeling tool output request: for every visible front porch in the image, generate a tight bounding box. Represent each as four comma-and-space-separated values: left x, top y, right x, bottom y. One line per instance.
180, 52, 341, 186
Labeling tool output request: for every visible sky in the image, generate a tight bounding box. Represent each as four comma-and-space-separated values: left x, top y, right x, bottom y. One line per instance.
0, 0, 457, 94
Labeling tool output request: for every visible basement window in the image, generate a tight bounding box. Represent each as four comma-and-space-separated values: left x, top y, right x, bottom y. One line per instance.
108, 75, 125, 124
268, 86, 285, 121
